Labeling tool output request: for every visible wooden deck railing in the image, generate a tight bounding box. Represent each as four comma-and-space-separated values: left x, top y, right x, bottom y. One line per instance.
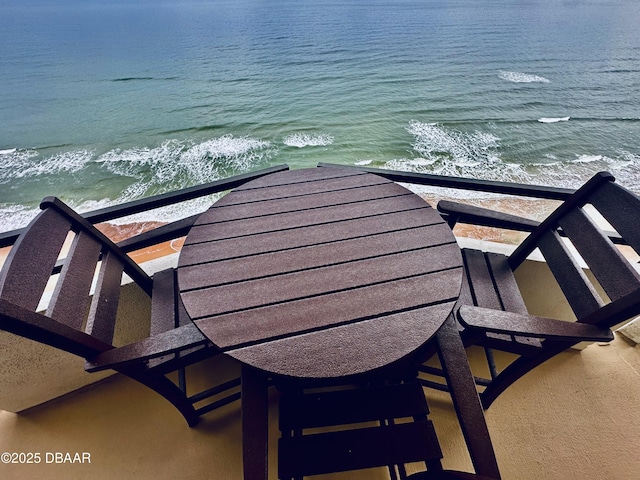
1, 162, 626, 252
317, 162, 576, 200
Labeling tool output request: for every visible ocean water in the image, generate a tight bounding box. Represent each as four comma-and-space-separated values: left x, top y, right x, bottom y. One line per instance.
1, 0, 639, 230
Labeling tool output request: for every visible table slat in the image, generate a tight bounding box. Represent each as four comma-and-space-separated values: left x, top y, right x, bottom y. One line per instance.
195, 268, 462, 350
216, 171, 389, 205
186, 194, 430, 243
198, 183, 412, 223
229, 302, 456, 379
232, 166, 366, 191
179, 208, 442, 265
183, 242, 462, 318
179, 224, 456, 289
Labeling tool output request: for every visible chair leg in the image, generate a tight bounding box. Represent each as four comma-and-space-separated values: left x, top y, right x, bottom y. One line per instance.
480, 345, 563, 409
178, 366, 187, 393
483, 348, 499, 380
241, 365, 269, 480
121, 367, 200, 427
435, 316, 501, 479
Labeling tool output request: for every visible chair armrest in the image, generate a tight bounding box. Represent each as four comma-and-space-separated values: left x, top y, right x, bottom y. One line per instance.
457, 305, 614, 342
437, 200, 540, 230
85, 323, 208, 372
0, 299, 112, 358
438, 200, 624, 247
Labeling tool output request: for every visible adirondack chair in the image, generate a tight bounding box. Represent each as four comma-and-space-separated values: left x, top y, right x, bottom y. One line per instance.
0, 196, 240, 426
277, 378, 500, 480
422, 171, 639, 408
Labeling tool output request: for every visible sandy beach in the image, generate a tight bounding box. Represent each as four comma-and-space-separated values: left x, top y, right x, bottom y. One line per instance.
94, 221, 185, 263
421, 195, 560, 244
0, 221, 184, 268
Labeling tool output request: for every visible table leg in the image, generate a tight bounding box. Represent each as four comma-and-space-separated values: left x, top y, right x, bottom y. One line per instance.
435, 315, 501, 479
241, 365, 269, 480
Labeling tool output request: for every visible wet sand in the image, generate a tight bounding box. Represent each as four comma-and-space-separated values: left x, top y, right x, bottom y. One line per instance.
94, 222, 185, 263
420, 195, 560, 245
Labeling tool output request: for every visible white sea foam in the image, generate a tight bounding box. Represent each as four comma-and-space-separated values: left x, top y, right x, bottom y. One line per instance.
385, 121, 512, 197
0, 148, 17, 155
0, 148, 93, 182
383, 121, 640, 199
94, 135, 275, 220
355, 160, 373, 166
0, 203, 40, 233
538, 116, 570, 123
406, 121, 501, 168
405, 158, 437, 167
283, 133, 334, 148
27, 150, 94, 177
0, 135, 276, 230
573, 155, 603, 163
97, 135, 273, 195
499, 71, 550, 83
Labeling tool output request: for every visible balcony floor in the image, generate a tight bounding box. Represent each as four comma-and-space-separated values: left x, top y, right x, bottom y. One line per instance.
1, 335, 638, 480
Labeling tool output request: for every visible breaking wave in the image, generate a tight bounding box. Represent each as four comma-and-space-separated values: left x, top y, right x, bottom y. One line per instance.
0, 148, 92, 182
283, 133, 334, 148
95, 135, 275, 223
384, 120, 640, 198
0, 203, 41, 235
538, 116, 570, 123
97, 135, 272, 196
405, 120, 503, 170
499, 71, 550, 83
0, 135, 276, 230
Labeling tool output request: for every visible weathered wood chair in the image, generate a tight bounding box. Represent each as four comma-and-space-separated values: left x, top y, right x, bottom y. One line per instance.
277, 378, 500, 480
0, 196, 240, 426
422, 171, 639, 408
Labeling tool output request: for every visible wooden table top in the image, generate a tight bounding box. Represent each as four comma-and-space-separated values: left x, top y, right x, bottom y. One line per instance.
177, 167, 463, 380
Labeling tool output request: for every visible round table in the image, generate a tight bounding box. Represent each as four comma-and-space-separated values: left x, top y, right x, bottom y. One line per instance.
177, 167, 505, 480
178, 166, 463, 380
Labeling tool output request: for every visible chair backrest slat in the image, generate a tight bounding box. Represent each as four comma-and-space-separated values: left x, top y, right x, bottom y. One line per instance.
462, 249, 502, 310
85, 250, 124, 344
559, 208, 640, 302
150, 268, 178, 335
506, 171, 640, 325
0, 208, 71, 311
1, 197, 156, 351
40, 197, 153, 295
508, 172, 615, 269
485, 253, 528, 315
588, 181, 640, 252
537, 230, 604, 319
47, 231, 102, 329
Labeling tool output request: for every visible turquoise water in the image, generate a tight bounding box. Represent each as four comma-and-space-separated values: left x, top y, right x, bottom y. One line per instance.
1, 0, 639, 230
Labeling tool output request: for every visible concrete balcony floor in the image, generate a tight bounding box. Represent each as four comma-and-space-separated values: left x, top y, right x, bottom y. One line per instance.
1, 334, 638, 480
